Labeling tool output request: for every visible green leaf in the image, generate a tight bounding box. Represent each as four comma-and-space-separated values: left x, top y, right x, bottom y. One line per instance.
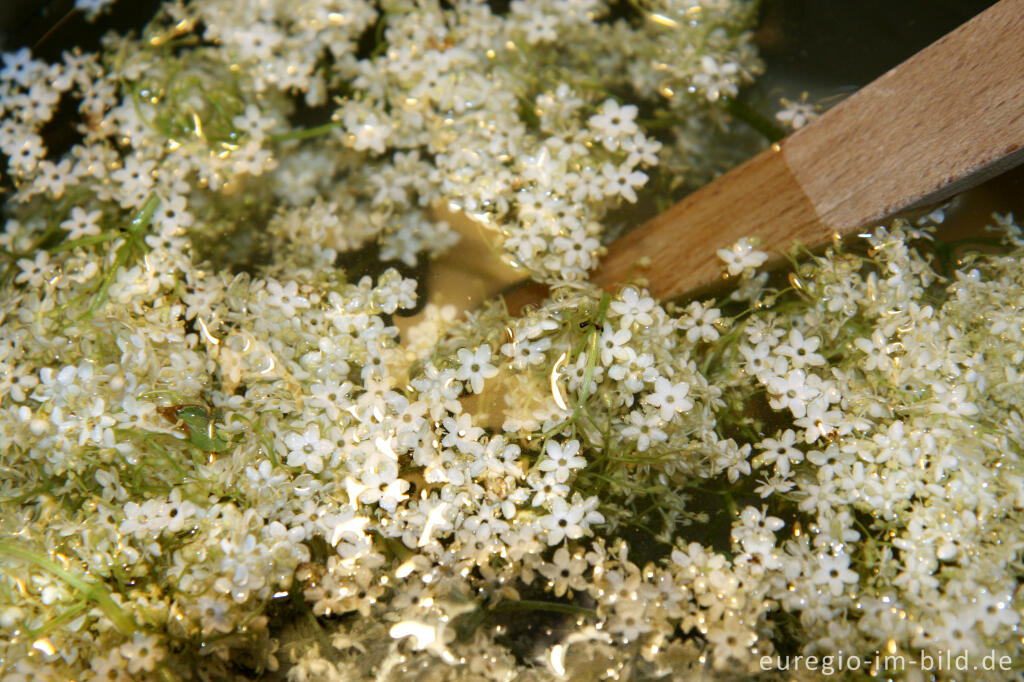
177, 406, 230, 453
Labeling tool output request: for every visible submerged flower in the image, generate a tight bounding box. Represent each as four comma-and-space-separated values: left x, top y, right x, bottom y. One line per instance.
645, 376, 693, 421
284, 424, 334, 473
455, 345, 499, 394
538, 438, 586, 482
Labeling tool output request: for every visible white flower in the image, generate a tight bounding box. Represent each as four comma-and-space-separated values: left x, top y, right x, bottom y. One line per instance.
264, 279, 310, 316
284, 424, 334, 473
739, 341, 778, 379
601, 162, 647, 203
970, 590, 1020, 637
552, 228, 600, 270
538, 438, 586, 483
515, 5, 558, 44
411, 363, 462, 418
774, 329, 825, 368
622, 132, 661, 167
716, 237, 769, 276
692, 55, 740, 102
1, 48, 45, 87
678, 301, 722, 343
527, 471, 569, 507
232, 104, 277, 141
119, 633, 166, 674
621, 409, 667, 452
929, 383, 979, 417
598, 326, 632, 366
501, 333, 551, 371
776, 95, 819, 130
541, 495, 592, 545
765, 369, 819, 418
755, 429, 803, 476
712, 438, 752, 483
455, 345, 498, 394
60, 206, 103, 240
344, 111, 391, 154
706, 622, 757, 667
588, 99, 639, 148
538, 546, 588, 597
852, 329, 896, 372
441, 413, 485, 456
610, 287, 655, 327
810, 552, 859, 596
645, 377, 693, 422
14, 251, 52, 287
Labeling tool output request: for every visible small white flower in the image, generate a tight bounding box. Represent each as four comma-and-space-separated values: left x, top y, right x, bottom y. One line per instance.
765, 369, 819, 418
621, 409, 667, 452
538, 438, 586, 483
755, 429, 804, 476
541, 495, 586, 545
692, 55, 740, 102
601, 162, 647, 203
60, 206, 103, 240
119, 633, 166, 674
455, 345, 498, 394
284, 424, 334, 473
774, 329, 825, 368
610, 287, 655, 328
775, 94, 819, 130
810, 552, 859, 596
929, 383, 979, 417
344, 110, 391, 154
716, 237, 769, 276
538, 546, 588, 596
598, 326, 632, 366
678, 301, 722, 343
14, 251, 52, 287
713, 439, 752, 483
264, 279, 310, 316
588, 99, 639, 148
645, 377, 693, 422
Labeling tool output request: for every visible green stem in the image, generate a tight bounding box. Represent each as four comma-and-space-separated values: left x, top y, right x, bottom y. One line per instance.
722, 96, 786, 143
585, 471, 661, 494
78, 195, 160, 321
270, 119, 343, 143
0, 483, 50, 505
113, 428, 188, 480
0, 540, 135, 635
29, 600, 90, 639
569, 293, 612, 423
50, 231, 120, 253
490, 599, 596, 619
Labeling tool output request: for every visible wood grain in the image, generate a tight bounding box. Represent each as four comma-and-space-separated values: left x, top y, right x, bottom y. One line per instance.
591, 0, 1024, 301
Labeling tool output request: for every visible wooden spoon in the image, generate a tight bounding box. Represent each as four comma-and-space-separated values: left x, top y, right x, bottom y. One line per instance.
506, 0, 1024, 309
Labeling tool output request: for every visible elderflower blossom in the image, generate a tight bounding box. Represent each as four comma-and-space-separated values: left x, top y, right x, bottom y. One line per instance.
2, 2, 1023, 681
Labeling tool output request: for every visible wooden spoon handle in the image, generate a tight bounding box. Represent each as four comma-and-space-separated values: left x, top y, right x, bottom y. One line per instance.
592, 0, 1024, 300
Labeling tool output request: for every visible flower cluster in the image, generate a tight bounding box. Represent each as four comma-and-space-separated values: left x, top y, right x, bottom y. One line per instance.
2, 1, 1023, 681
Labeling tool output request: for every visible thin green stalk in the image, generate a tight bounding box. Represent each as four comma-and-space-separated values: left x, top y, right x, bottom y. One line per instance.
0, 540, 135, 635
49, 231, 120, 253
29, 600, 90, 639
569, 293, 611, 423
722, 96, 786, 143
113, 428, 188, 480
78, 195, 160, 320
1, 483, 50, 505
270, 119, 343, 143
489, 599, 596, 619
